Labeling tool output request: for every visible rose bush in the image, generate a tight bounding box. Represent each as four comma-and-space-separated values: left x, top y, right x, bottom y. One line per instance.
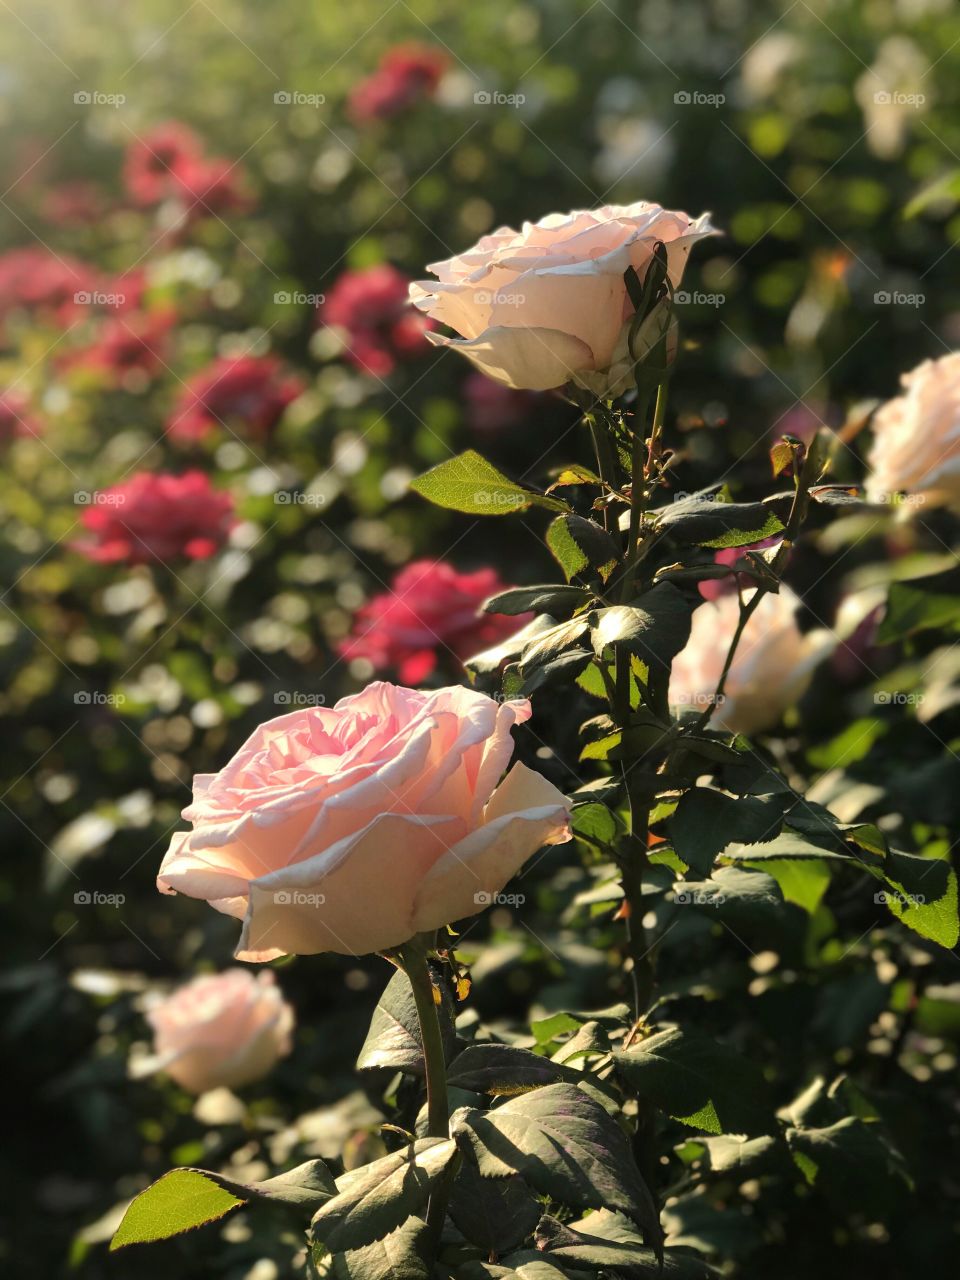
157, 682, 571, 959
410, 201, 715, 393
139, 968, 294, 1094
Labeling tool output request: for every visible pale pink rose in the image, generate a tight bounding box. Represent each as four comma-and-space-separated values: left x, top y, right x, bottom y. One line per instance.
157, 683, 571, 959
141, 968, 293, 1094
669, 588, 834, 736
865, 352, 960, 512
410, 201, 716, 395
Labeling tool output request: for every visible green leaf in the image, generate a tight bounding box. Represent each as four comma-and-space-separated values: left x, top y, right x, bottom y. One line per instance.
591, 583, 694, 673
674, 866, 784, 917
785, 1116, 912, 1215
668, 789, 785, 876
876, 582, 960, 644
357, 967, 457, 1075
546, 515, 619, 582
110, 1170, 244, 1250
447, 1044, 568, 1096
654, 498, 785, 549
320, 1215, 430, 1279
453, 1083, 660, 1247
571, 802, 625, 851
722, 829, 852, 863
742, 857, 832, 913
533, 1213, 716, 1277
310, 1139, 457, 1254
518, 618, 590, 673
484, 585, 594, 617
614, 1025, 777, 1136
448, 1151, 541, 1254
676, 1133, 781, 1176
465, 616, 557, 678
876, 849, 959, 947
409, 451, 569, 516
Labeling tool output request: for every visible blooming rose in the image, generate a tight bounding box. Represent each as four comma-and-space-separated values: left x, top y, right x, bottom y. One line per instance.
669, 588, 833, 735
167, 355, 304, 443
123, 121, 203, 206
349, 43, 447, 123
69, 309, 174, 383
74, 470, 235, 564
410, 202, 716, 395
338, 560, 532, 684
319, 265, 434, 377
865, 352, 960, 512
0, 247, 97, 327
141, 968, 293, 1094
157, 683, 571, 959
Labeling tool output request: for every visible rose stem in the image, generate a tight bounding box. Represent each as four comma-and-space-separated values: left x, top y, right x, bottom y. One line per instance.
397, 933, 452, 1248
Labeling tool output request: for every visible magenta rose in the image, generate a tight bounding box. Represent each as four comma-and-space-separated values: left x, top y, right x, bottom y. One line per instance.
157, 683, 571, 960
166, 355, 304, 443
318, 265, 434, 377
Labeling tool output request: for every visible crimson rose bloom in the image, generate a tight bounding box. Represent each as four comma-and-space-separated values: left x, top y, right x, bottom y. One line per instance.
123, 121, 203, 206
338, 560, 531, 684
70, 310, 174, 382
0, 247, 96, 326
0, 388, 42, 441
167, 355, 304, 443
171, 155, 253, 216
319, 265, 434, 377
349, 43, 447, 122
74, 471, 235, 564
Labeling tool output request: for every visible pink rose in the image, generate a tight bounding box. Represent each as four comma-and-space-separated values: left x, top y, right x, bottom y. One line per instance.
157, 683, 571, 960
410, 202, 716, 394
865, 352, 960, 512
669, 588, 833, 735
141, 968, 293, 1094
167, 355, 304, 444
73, 470, 235, 564
338, 559, 532, 684
348, 43, 447, 123
318, 265, 434, 377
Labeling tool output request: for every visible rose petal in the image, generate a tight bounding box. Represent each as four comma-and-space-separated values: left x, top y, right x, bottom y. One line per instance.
424, 325, 595, 391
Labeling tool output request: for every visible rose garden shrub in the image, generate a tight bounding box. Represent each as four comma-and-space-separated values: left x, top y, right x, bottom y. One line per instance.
2, 3, 960, 1279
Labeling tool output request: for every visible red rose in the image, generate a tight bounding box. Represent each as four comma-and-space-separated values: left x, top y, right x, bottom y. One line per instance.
166, 355, 304, 444
338, 559, 531, 684
318, 265, 434, 376
348, 42, 447, 123
123, 122, 203, 206
0, 388, 42, 442
0, 247, 97, 327
74, 470, 235, 564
